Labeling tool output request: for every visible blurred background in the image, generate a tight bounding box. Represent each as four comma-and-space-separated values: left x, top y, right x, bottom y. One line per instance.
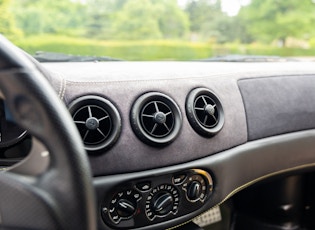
1, 0, 315, 60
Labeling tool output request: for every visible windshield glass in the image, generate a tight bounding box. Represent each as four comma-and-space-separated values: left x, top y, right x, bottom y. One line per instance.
1, 0, 315, 61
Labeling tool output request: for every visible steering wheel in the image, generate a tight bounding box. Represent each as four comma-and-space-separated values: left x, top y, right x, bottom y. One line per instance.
0, 35, 96, 229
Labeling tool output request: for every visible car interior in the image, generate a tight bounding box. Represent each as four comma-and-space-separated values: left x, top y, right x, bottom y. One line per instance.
1, 33, 315, 230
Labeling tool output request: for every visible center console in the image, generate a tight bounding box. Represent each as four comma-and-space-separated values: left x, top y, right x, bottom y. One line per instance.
100, 169, 213, 229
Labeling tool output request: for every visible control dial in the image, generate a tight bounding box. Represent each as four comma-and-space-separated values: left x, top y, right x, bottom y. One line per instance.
103, 189, 142, 224
146, 184, 179, 220
182, 173, 209, 202
187, 181, 202, 201
116, 199, 136, 217
152, 192, 174, 215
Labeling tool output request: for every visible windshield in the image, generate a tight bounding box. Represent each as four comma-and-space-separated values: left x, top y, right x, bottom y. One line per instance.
1, 0, 315, 61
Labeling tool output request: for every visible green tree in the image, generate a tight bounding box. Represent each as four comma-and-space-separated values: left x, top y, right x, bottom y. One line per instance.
186, 0, 217, 34
0, 0, 22, 39
85, 0, 190, 40
84, 0, 127, 39
185, 0, 239, 42
11, 0, 86, 36
112, 0, 162, 40
155, 0, 190, 39
239, 0, 315, 45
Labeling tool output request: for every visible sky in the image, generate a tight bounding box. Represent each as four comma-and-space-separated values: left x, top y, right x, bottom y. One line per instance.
221, 0, 251, 16
177, 0, 251, 16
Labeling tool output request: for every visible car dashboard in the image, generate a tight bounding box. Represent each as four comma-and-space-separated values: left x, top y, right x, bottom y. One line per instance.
3, 61, 315, 229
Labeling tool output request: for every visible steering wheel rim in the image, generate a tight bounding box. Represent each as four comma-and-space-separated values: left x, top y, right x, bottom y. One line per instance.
0, 35, 96, 230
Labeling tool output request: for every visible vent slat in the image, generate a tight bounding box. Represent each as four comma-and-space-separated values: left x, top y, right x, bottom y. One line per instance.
69, 96, 121, 153
131, 92, 182, 147
186, 88, 224, 137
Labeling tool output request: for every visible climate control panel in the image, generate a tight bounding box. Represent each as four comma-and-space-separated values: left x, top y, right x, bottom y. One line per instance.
100, 169, 213, 229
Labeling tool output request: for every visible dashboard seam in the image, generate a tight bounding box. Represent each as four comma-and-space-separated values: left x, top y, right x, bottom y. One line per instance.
60, 77, 66, 100
236, 80, 250, 142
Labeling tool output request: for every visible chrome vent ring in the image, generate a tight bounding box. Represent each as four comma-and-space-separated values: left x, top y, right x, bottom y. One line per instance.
131, 92, 182, 146
186, 88, 224, 137
69, 95, 121, 153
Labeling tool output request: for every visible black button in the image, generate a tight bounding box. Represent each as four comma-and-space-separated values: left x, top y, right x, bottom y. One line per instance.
136, 181, 151, 191
173, 174, 186, 185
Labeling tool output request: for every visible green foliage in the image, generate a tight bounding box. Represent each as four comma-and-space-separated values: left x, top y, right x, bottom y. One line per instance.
11, 0, 86, 36
13, 35, 213, 60
13, 35, 315, 61
183, 0, 248, 43
238, 0, 315, 44
155, 0, 190, 39
84, 0, 123, 39
0, 0, 22, 39
186, 0, 213, 33
4, 0, 315, 59
85, 0, 190, 40
112, 0, 162, 40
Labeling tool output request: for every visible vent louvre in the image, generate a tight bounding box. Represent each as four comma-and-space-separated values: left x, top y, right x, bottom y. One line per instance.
186, 88, 224, 137
194, 95, 219, 128
69, 96, 121, 153
73, 105, 112, 145
131, 92, 182, 146
140, 101, 174, 138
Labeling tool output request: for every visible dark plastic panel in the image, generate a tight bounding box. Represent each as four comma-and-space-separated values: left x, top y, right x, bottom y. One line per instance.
94, 130, 315, 230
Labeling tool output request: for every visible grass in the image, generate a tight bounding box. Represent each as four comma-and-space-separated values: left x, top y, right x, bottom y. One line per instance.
12, 34, 315, 61
13, 35, 213, 60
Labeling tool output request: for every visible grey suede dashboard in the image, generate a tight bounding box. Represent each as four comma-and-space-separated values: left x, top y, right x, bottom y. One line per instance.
43, 62, 315, 177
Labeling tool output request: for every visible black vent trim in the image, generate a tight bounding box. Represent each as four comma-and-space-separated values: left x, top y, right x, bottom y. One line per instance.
69, 95, 121, 153
186, 88, 224, 137
131, 92, 182, 146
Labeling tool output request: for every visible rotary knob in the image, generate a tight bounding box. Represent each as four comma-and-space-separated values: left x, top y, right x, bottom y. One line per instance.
104, 189, 142, 224
182, 173, 209, 203
152, 192, 174, 216
187, 181, 202, 201
116, 199, 136, 218
146, 184, 179, 220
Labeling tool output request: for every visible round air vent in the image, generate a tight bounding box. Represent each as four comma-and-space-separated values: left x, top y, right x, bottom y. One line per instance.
69, 95, 121, 153
186, 88, 224, 137
131, 92, 182, 146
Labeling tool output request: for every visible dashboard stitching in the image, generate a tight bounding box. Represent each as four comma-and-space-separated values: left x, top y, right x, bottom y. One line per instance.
60, 77, 66, 100
57, 75, 63, 97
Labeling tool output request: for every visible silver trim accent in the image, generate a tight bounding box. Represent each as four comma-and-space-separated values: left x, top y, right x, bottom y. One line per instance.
193, 206, 222, 227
